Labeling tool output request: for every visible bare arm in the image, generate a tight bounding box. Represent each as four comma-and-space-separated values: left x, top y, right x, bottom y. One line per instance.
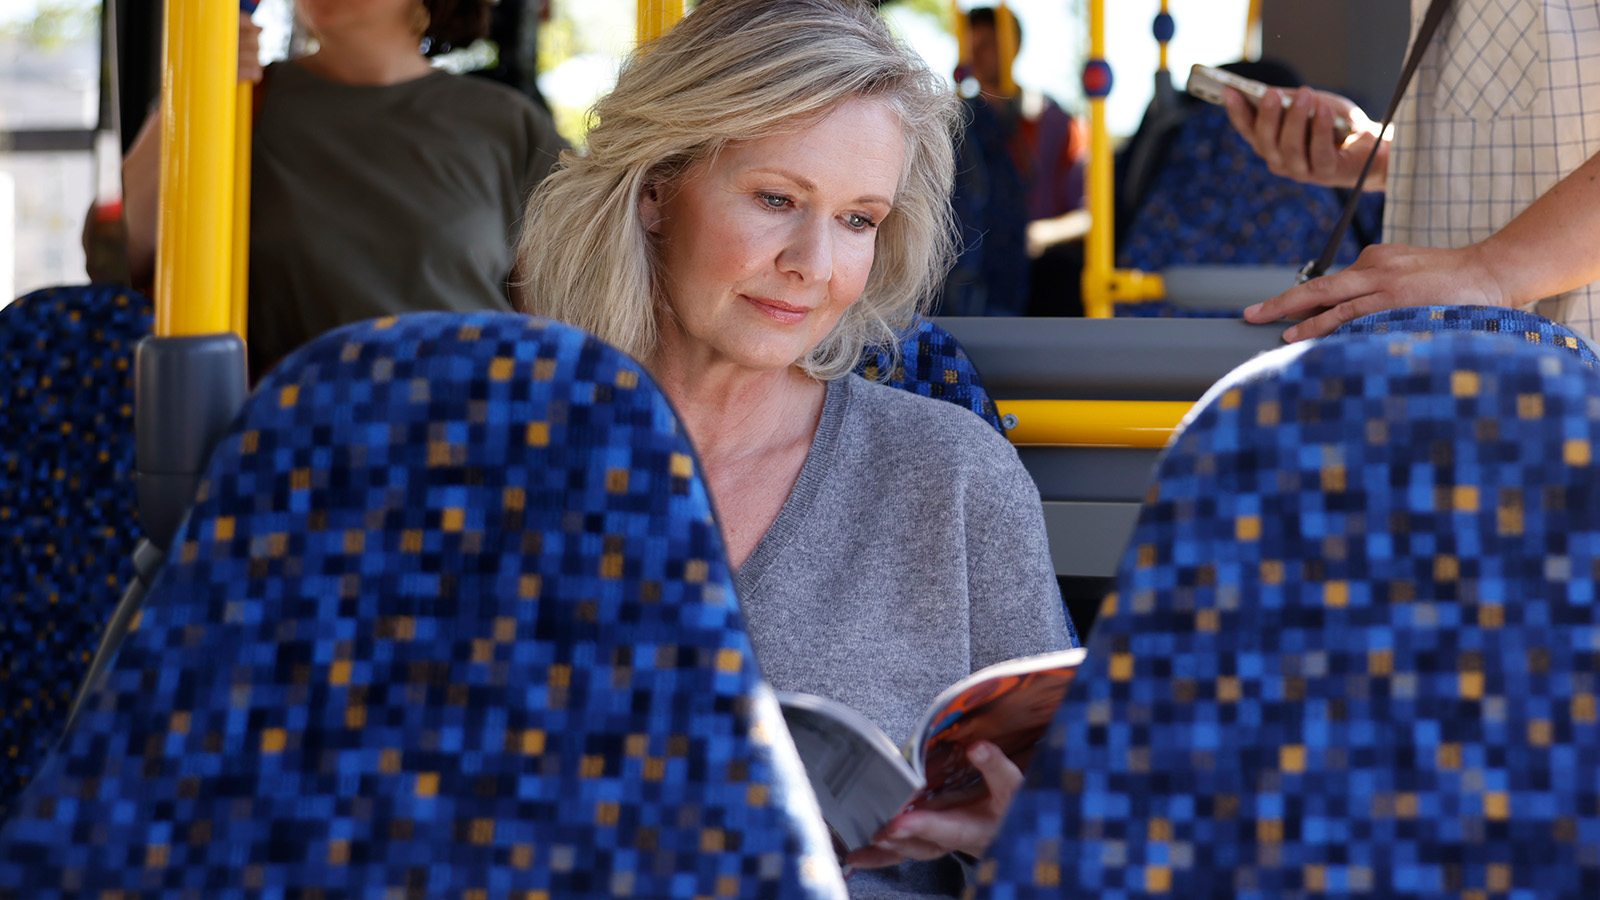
123, 11, 263, 287
1245, 148, 1600, 341
1477, 149, 1600, 307
1025, 209, 1089, 259
122, 109, 163, 287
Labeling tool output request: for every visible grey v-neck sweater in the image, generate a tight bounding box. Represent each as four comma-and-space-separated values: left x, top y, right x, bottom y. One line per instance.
734, 374, 1075, 899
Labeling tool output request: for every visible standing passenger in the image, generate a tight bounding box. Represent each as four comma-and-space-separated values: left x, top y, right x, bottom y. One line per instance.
123, 1, 566, 376
518, 2, 1075, 897
944, 6, 1088, 317
963, 7, 1086, 225
1224, 0, 1600, 343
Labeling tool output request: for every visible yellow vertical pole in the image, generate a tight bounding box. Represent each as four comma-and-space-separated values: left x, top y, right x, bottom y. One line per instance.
231, 78, 251, 340
995, 3, 1018, 97
1080, 0, 1164, 317
1082, 0, 1114, 318
637, 0, 685, 45
952, 1, 970, 81
1245, 0, 1263, 60
154, 0, 237, 337
1157, 0, 1170, 73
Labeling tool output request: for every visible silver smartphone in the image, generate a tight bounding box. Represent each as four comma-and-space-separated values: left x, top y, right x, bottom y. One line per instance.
1187, 63, 1352, 144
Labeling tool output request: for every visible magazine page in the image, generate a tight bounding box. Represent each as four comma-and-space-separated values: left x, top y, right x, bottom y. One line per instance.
902, 647, 1087, 812
776, 691, 922, 852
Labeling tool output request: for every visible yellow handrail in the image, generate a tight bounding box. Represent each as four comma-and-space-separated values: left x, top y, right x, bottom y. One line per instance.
1080, 0, 1165, 318
1082, 0, 1109, 315
995, 3, 1018, 98
952, 1, 969, 86
1157, 0, 1170, 73
231, 78, 251, 339
1245, 0, 1263, 60
637, 0, 685, 45
154, 0, 237, 337
998, 400, 1190, 448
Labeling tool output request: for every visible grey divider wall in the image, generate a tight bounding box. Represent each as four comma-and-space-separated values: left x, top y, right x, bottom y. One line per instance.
935, 317, 1284, 577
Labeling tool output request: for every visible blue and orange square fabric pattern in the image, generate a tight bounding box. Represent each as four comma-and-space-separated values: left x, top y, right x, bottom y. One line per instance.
1117, 104, 1378, 274
0, 312, 843, 899
857, 318, 1006, 434
1332, 304, 1600, 368
0, 284, 150, 808
973, 330, 1600, 898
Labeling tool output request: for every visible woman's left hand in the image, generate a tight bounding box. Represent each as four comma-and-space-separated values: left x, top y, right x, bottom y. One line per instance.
1244, 242, 1510, 342
844, 741, 1023, 869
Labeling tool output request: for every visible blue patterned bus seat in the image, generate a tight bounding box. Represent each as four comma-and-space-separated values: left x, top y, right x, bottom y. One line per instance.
0, 284, 150, 808
973, 330, 1600, 898
1335, 305, 1599, 368
857, 318, 1006, 434
0, 312, 843, 899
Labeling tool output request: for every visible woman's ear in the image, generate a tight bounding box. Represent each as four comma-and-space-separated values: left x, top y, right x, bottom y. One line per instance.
638, 184, 664, 234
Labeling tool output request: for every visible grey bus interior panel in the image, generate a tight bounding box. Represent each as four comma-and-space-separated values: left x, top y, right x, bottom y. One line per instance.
1160, 265, 1304, 311
1043, 501, 1141, 579
935, 317, 1279, 577
934, 316, 1284, 401
1017, 446, 1162, 504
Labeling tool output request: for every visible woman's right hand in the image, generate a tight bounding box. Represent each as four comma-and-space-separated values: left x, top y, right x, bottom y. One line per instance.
1223, 85, 1386, 190
843, 741, 1024, 869
240, 9, 264, 84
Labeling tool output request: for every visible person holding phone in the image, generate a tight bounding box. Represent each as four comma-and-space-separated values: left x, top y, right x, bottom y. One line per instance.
1223, 0, 1600, 343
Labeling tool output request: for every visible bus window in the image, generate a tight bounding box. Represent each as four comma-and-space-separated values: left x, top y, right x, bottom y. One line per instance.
884, 0, 1257, 139
0, 0, 101, 304
538, 0, 634, 148
253, 0, 296, 66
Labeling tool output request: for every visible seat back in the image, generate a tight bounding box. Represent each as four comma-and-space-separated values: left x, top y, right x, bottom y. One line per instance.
0, 312, 843, 899
0, 284, 150, 808
1335, 305, 1600, 368
856, 318, 1006, 434
1117, 104, 1381, 274
974, 331, 1600, 897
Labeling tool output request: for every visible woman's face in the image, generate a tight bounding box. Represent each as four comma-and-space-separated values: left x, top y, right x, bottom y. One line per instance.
296, 0, 415, 37
640, 98, 906, 375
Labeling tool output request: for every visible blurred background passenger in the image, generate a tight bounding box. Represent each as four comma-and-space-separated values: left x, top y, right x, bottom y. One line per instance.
518, 1, 1074, 896
965, 6, 1085, 225
943, 5, 1087, 317
122, 0, 566, 376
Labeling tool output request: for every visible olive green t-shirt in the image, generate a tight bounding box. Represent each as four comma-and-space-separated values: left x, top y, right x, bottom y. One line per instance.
247, 60, 564, 375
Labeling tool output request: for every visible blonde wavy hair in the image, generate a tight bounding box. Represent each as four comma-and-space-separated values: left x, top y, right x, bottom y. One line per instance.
517, 0, 960, 380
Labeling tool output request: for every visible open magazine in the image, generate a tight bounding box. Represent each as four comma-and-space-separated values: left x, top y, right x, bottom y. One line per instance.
776, 647, 1087, 853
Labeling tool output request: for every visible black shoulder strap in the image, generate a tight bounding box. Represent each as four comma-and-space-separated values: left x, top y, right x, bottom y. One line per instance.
1299, 0, 1454, 283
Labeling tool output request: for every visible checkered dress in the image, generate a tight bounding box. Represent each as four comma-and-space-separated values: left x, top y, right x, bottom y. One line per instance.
1386, 0, 1600, 339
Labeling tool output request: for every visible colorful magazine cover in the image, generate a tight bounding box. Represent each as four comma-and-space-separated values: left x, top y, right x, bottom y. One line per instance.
777, 646, 1087, 852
